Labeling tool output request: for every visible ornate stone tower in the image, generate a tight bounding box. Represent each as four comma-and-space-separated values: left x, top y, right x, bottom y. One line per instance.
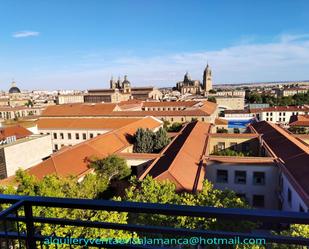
122, 75, 131, 93
203, 63, 213, 92
110, 76, 117, 89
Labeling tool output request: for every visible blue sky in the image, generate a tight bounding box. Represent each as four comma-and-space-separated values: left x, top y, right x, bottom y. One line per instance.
1, 0, 309, 90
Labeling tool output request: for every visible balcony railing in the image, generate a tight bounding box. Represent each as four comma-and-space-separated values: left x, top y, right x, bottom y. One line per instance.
0, 194, 308, 248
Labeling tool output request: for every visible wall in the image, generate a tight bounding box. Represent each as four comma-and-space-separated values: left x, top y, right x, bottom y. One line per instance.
205, 162, 279, 209
216, 97, 245, 110
207, 136, 260, 155
4, 135, 53, 177
39, 128, 111, 150
280, 173, 308, 212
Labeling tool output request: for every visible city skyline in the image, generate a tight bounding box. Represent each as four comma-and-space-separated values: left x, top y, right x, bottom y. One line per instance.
1, 0, 309, 90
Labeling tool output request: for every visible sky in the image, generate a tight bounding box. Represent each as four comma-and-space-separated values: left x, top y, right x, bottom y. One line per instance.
1, 0, 309, 90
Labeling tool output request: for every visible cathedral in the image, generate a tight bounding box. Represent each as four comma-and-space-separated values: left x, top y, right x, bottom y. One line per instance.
110, 75, 131, 94
176, 63, 212, 95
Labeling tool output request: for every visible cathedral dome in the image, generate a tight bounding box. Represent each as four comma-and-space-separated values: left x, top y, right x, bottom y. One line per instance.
122, 75, 131, 84
9, 82, 21, 94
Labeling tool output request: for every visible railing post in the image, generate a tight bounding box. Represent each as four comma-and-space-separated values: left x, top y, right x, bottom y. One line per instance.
24, 203, 36, 249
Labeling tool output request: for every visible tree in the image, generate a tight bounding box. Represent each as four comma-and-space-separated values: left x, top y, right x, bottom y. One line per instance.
209, 89, 217, 94
167, 122, 182, 132
0, 170, 131, 248
216, 127, 228, 133
153, 127, 170, 152
133, 128, 155, 153
133, 128, 170, 153
122, 176, 253, 232
208, 96, 216, 103
89, 155, 131, 182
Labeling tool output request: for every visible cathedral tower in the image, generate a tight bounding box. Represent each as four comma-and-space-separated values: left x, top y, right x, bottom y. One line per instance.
203, 63, 212, 92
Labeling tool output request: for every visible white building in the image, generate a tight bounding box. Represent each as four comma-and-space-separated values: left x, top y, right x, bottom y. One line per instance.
0, 134, 53, 178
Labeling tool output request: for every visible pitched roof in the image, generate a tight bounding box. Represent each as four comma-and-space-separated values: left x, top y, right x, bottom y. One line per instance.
41, 103, 117, 117
289, 115, 309, 127
214, 118, 229, 125
0, 125, 32, 140
142, 101, 198, 108
2, 117, 162, 184
37, 118, 142, 130
251, 121, 309, 205
139, 121, 211, 192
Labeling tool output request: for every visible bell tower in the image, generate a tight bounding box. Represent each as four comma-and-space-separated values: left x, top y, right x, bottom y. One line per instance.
203, 63, 212, 92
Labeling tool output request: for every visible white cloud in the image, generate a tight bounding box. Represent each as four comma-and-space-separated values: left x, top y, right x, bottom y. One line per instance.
6, 33, 309, 90
12, 31, 40, 38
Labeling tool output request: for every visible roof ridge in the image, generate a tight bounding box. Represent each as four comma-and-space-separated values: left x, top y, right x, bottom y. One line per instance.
268, 122, 309, 154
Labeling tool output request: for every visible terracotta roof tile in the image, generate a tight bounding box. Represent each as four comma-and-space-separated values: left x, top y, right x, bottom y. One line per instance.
140, 121, 211, 192
1, 117, 162, 184
251, 121, 309, 205
0, 125, 32, 140
41, 103, 117, 117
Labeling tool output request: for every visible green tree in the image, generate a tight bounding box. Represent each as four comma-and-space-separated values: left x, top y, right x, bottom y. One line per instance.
122, 176, 252, 232
167, 122, 182, 132
133, 128, 155, 153
153, 127, 170, 152
133, 128, 170, 153
89, 155, 131, 181
0, 170, 131, 249
208, 96, 217, 103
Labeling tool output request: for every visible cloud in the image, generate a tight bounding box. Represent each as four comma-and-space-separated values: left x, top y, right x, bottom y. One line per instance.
5, 33, 309, 89
12, 31, 40, 38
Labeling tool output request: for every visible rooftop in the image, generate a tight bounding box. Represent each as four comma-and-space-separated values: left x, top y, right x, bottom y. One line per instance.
140, 121, 211, 192
251, 121, 309, 205
1, 117, 162, 185
0, 125, 32, 140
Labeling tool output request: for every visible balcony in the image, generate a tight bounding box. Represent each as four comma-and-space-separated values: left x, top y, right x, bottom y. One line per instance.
0, 194, 308, 248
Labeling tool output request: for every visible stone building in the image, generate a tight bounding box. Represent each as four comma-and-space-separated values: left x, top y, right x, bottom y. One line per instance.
176, 63, 213, 95
203, 63, 213, 93
85, 75, 162, 103
176, 72, 201, 94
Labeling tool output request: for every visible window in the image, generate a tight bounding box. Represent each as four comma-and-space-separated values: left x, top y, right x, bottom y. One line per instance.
270, 118, 273, 121
53, 133, 58, 139
252, 195, 264, 208
171, 118, 174, 122
266, 112, 269, 116
288, 188, 292, 204
54, 144, 58, 150
89, 133, 94, 139
61, 144, 64, 148
60, 133, 64, 139
68, 133, 72, 140
270, 112, 273, 116
279, 118, 281, 122
75, 133, 80, 140
283, 112, 286, 116
83, 133, 87, 140
253, 172, 265, 185
235, 171, 246, 184
279, 112, 282, 116
216, 170, 228, 183
97, 133, 101, 136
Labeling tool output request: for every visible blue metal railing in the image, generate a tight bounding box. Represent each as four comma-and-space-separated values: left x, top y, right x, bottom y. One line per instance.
0, 194, 308, 248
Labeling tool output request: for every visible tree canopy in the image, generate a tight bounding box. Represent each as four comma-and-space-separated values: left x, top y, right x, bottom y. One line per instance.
133, 127, 170, 153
